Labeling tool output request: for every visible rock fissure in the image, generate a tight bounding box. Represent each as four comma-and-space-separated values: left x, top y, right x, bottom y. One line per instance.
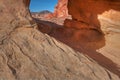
105, 69, 112, 80
11, 39, 40, 69
7, 63, 17, 79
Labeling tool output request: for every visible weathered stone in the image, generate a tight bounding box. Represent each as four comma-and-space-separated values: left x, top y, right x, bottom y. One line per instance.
46, 0, 68, 18
65, 0, 120, 31
0, 0, 120, 80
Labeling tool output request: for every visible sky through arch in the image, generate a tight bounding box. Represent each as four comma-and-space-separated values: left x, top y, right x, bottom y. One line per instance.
30, 0, 58, 12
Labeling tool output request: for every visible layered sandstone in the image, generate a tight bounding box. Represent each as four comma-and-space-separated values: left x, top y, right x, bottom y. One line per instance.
46, 0, 68, 18
97, 9, 120, 66
0, 0, 34, 44
31, 0, 69, 25
64, 0, 120, 31
0, 0, 120, 80
31, 10, 52, 19
37, 0, 120, 77
65, 0, 120, 64
53, 0, 68, 17
63, 0, 120, 75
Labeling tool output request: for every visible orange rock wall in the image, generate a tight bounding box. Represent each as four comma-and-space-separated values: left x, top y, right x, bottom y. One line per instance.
46, 0, 68, 18
65, 0, 120, 31
53, 0, 68, 17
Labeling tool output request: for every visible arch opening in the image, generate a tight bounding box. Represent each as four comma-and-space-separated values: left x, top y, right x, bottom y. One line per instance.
29, 0, 57, 12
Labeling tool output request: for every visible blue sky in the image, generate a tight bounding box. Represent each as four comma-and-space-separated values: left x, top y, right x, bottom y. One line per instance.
30, 0, 58, 12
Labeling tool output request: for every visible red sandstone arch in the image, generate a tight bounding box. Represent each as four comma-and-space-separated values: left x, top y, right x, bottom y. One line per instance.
64, 0, 120, 32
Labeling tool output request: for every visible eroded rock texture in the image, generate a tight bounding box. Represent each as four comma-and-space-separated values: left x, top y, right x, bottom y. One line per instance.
97, 9, 120, 67
0, 0, 120, 80
65, 0, 120, 67
63, 0, 120, 76
0, 0, 34, 44
64, 0, 120, 31
46, 0, 68, 18
53, 0, 68, 18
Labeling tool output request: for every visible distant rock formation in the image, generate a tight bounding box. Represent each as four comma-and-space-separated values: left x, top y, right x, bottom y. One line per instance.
31, 10, 52, 18
46, 0, 68, 18
53, 0, 68, 17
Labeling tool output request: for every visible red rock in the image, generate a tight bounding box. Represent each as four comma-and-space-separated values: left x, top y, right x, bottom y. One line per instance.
65, 0, 120, 31
64, 19, 98, 30
46, 0, 68, 18
54, 0, 68, 17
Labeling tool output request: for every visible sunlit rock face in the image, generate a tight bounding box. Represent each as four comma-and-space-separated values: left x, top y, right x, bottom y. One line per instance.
0, 0, 33, 42
53, 0, 68, 17
98, 9, 120, 33
64, 0, 120, 72
65, 0, 120, 31
46, 0, 68, 18
0, 0, 32, 28
97, 9, 120, 66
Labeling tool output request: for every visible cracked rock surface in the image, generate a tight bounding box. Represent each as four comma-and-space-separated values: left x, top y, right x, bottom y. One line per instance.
0, 27, 119, 80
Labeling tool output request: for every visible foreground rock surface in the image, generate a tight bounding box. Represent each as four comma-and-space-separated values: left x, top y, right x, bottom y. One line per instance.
0, 0, 120, 80
1, 27, 120, 80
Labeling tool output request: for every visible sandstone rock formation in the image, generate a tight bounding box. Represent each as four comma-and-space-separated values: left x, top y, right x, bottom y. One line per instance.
64, 0, 120, 31
0, 0, 120, 80
31, 0, 70, 25
63, 0, 120, 66
31, 10, 52, 19
97, 9, 120, 66
0, 0, 34, 40
46, 0, 68, 18
1, 27, 120, 80
37, 0, 120, 77
53, 0, 68, 18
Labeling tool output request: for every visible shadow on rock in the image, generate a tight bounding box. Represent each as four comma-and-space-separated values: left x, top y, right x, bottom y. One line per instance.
34, 18, 120, 77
